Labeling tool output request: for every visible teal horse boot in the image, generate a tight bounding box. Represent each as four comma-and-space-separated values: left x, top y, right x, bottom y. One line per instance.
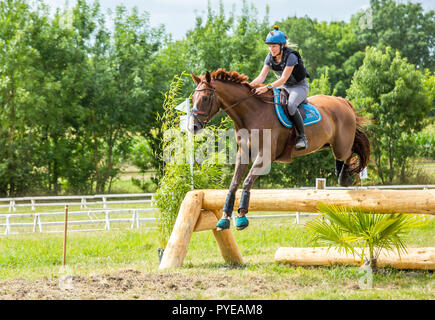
235, 216, 249, 230
216, 218, 230, 231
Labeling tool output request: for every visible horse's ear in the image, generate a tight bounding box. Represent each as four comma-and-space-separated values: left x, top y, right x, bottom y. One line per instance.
191, 72, 201, 85
205, 71, 211, 83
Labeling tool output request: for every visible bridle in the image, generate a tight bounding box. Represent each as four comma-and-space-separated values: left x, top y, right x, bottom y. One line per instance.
191, 86, 216, 128
191, 82, 282, 127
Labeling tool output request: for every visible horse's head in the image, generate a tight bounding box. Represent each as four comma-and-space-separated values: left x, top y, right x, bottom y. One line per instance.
190, 71, 222, 134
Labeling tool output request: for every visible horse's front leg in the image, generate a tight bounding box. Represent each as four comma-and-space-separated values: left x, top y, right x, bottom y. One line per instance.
216, 149, 249, 231
236, 150, 272, 230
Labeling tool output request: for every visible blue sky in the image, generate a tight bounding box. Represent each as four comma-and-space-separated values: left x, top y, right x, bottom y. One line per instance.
43, 0, 435, 40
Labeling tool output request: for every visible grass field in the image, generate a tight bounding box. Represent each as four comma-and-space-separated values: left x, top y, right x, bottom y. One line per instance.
0, 167, 434, 299
0, 212, 433, 300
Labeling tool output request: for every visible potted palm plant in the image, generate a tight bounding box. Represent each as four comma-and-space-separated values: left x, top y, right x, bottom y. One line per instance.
305, 203, 428, 270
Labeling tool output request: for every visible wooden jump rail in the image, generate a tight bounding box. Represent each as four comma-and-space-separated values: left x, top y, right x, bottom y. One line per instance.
158, 189, 435, 270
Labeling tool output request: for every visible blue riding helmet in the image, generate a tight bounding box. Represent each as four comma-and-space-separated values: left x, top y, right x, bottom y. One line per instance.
265, 26, 287, 44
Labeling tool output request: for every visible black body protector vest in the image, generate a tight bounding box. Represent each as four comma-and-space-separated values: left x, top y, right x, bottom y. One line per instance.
270, 47, 310, 84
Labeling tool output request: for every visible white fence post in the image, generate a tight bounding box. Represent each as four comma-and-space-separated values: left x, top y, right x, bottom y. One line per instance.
105, 211, 110, 230
31, 198, 36, 211
9, 200, 16, 212
136, 210, 140, 229
81, 197, 87, 209
102, 196, 107, 209
295, 212, 300, 224
37, 214, 42, 232
130, 211, 136, 229
33, 214, 38, 232
5, 215, 10, 234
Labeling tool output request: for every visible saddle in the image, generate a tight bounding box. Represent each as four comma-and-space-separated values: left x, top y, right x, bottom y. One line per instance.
272, 88, 322, 130
279, 89, 307, 120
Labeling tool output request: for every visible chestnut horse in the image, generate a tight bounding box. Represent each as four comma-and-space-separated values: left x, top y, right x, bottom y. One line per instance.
190, 69, 370, 231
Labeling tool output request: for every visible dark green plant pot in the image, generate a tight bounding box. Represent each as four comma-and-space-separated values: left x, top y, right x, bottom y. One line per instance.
158, 248, 165, 263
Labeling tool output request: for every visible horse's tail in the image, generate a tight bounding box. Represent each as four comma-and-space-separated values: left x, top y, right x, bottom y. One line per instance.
344, 99, 371, 174
351, 120, 370, 174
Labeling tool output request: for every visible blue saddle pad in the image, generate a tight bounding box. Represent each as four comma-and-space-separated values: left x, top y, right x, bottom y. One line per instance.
273, 88, 321, 128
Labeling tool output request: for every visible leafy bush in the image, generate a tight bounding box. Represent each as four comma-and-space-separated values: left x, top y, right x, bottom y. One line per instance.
153, 72, 225, 248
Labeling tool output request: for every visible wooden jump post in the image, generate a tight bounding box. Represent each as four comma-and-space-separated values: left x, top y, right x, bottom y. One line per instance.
158, 189, 435, 270
159, 191, 243, 269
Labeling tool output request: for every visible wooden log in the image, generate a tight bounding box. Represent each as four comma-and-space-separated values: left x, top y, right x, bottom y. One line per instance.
159, 191, 204, 269
274, 247, 435, 270
193, 210, 218, 232
211, 210, 243, 265
200, 189, 435, 215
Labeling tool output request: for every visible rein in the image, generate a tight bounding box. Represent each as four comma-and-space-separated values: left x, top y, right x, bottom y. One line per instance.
192, 84, 282, 119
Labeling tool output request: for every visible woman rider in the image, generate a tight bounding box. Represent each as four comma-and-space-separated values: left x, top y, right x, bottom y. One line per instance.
250, 26, 310, 150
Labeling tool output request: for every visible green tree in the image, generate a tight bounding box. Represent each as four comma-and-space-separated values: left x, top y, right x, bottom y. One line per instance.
352, 0, 435, 70
65, 2, 164, 193
31, 3, 90, 194
347, 46, 434, 184
279, 17, 365, 97
0, 0, 51, 195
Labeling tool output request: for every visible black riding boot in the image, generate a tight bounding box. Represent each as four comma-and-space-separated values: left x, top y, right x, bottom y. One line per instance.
290, 109, 308, 150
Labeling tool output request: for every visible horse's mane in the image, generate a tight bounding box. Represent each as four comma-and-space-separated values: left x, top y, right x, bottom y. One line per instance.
209, 69, 274, 104
211, 69, 248, 83
210, 69, 259, 90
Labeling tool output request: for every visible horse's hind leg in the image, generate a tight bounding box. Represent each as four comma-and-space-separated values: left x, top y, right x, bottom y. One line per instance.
331, 135, 354, 187
335, 160, 344, 177
338, 158, 354, 187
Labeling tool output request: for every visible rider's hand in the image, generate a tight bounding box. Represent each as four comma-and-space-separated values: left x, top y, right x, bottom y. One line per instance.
254, 86, 269, 95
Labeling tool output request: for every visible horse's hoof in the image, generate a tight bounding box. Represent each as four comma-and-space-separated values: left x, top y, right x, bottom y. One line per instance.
216, 218, 230, 231
235, 216, 249, 230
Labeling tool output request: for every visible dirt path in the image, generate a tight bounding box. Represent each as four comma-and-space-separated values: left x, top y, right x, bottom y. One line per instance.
0, 269, 295, 300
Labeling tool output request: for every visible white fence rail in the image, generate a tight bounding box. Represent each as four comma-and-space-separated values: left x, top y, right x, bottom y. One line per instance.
0, 193, 154, 212
0, 208, 156, 235
0, 208, 316, 235
1, 207, 432, 236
